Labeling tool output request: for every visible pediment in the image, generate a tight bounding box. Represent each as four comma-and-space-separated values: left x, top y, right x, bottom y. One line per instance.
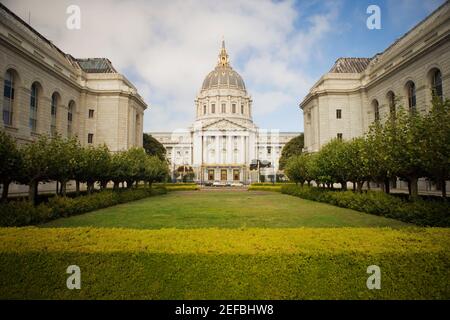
201, 118, 252, 131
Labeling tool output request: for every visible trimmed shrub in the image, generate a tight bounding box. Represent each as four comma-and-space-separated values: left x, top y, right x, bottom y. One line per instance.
248, 185, 282, 192
281, 185, 450, 227
0, 187, 167, 227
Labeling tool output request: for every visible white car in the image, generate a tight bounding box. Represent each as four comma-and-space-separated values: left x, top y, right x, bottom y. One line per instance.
230, 182, 244, 187
212, 181, 227, 187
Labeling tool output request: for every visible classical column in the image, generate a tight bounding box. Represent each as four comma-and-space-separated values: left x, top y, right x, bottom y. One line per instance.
215, 135, 220, 164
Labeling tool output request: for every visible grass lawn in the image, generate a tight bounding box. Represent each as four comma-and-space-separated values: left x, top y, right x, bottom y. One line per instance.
1, 190, 449, 299
42, 191, 408, 228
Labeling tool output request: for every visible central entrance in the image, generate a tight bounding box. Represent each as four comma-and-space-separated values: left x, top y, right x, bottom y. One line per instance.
220, 169, 227, 181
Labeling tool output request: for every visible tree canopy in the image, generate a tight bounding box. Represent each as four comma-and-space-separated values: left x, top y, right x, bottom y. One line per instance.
279, 133, 304, 170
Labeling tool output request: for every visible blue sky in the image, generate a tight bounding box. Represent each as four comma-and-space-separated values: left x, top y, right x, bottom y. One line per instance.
3, 0, 446, 133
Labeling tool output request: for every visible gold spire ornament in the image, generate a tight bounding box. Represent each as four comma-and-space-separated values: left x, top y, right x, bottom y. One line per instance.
218, 39, 229, 67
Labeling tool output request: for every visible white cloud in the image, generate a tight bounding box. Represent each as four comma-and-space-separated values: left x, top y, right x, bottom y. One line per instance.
3, 0, 340, 132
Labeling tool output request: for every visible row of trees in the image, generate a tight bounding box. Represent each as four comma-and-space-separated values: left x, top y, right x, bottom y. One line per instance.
285, 98, 450, 199
0, 133, 169, 204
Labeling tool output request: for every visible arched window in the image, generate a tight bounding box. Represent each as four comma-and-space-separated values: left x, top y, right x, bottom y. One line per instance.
3, 70, 15, 126
51, 93, 58, 136
372, 99, 380, 121
211, 104, 215, 114
406, 81, 416, 112
387, 91, 396, 116
29, 83, 39, 132
432, 69, 443, 100
67, 100, 75, 137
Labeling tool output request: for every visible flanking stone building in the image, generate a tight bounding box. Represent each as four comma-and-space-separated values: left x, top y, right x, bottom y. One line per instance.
0, 3, 147, 195
0, 3, 146, 151
151, 42, 298, 184
300, 1, 450, 192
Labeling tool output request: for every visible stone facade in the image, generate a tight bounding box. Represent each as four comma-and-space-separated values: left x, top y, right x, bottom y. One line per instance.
301, 2, 449, 152
0, 3, 147, 151
0, 3, 147, 195
300, 1, 450, 191
151, 42, 299, 184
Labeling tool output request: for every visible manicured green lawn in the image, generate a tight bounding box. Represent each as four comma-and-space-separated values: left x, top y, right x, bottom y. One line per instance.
2, 190, 447, 300
42, 191, 408, 228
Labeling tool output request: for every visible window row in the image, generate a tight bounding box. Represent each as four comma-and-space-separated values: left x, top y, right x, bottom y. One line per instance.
201, 102, 249, 116
371, 68, 443, 121
3, 69, 77, 138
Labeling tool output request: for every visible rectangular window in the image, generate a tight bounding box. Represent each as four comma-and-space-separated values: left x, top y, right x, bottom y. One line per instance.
208, 169, 215, 181
336, 109, 342, 119
267, 147, 272, 155
337, 133, 343, 141
211, 104, 215, 114
232, 104, 236, 113
241, 104, 244, 114
233, 169, 240, 181
88, 109, 94, 118
203, 105, 207, 115
88, 133, 94, 144
221, 103, 226, 113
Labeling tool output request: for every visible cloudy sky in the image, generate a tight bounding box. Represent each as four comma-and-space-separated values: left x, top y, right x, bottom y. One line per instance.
2, 0, 445, 132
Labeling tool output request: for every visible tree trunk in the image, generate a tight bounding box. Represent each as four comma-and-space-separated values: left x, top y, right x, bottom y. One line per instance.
367, 181, 371, 191
29, 180, 38, 205
75, 181, 80, 196
410, 177, 419, 200
61, 181, 67, 197
56, 181, 59, 195
384, 179, 390, 194
87, 182, 94, 194
357, 181, 363, 193
341, 182, 347, 191
1, 181, 10, 202
113, 181, 119, 191
352, 182, 356, 192
441, 178, 447, 198
407, 180, 411, 196
307, 181, 311, 187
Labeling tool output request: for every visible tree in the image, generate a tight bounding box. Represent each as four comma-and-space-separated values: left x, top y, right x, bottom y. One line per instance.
144, 155, 169, 187
365, 121, 395, 194
143, 133, 166, 161
422, 97, 450, 198
315, 139, 353, 190
278, 134, 304, 170
346, 138, 369, 192
386, 109, 427, 199
47, 135, 80, 196
20, 135, 52, 205
0, 131, 22, 202
81, 145, 111, 194
285, 153, 311, 186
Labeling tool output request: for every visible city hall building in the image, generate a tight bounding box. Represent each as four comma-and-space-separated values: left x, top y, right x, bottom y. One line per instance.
300, 1, 450, 191
0, 3, 147, 151
0, 3, 147, 195
151, 42, 298, 184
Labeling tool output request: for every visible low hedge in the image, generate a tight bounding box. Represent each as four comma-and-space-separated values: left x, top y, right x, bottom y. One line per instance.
0, 227, 449, 299
0, 187, 167, 227
248, 185, 282, 192
281, 185, 450, 227
164, 184, 199, 191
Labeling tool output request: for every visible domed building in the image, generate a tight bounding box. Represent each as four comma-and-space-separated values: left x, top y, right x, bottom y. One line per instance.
151, 41, 298, 184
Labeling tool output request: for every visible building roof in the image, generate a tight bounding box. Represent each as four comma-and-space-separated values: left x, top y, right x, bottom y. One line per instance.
201, 41, 246, 91
328, 57, 372, 73
75, 58, 117, 73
